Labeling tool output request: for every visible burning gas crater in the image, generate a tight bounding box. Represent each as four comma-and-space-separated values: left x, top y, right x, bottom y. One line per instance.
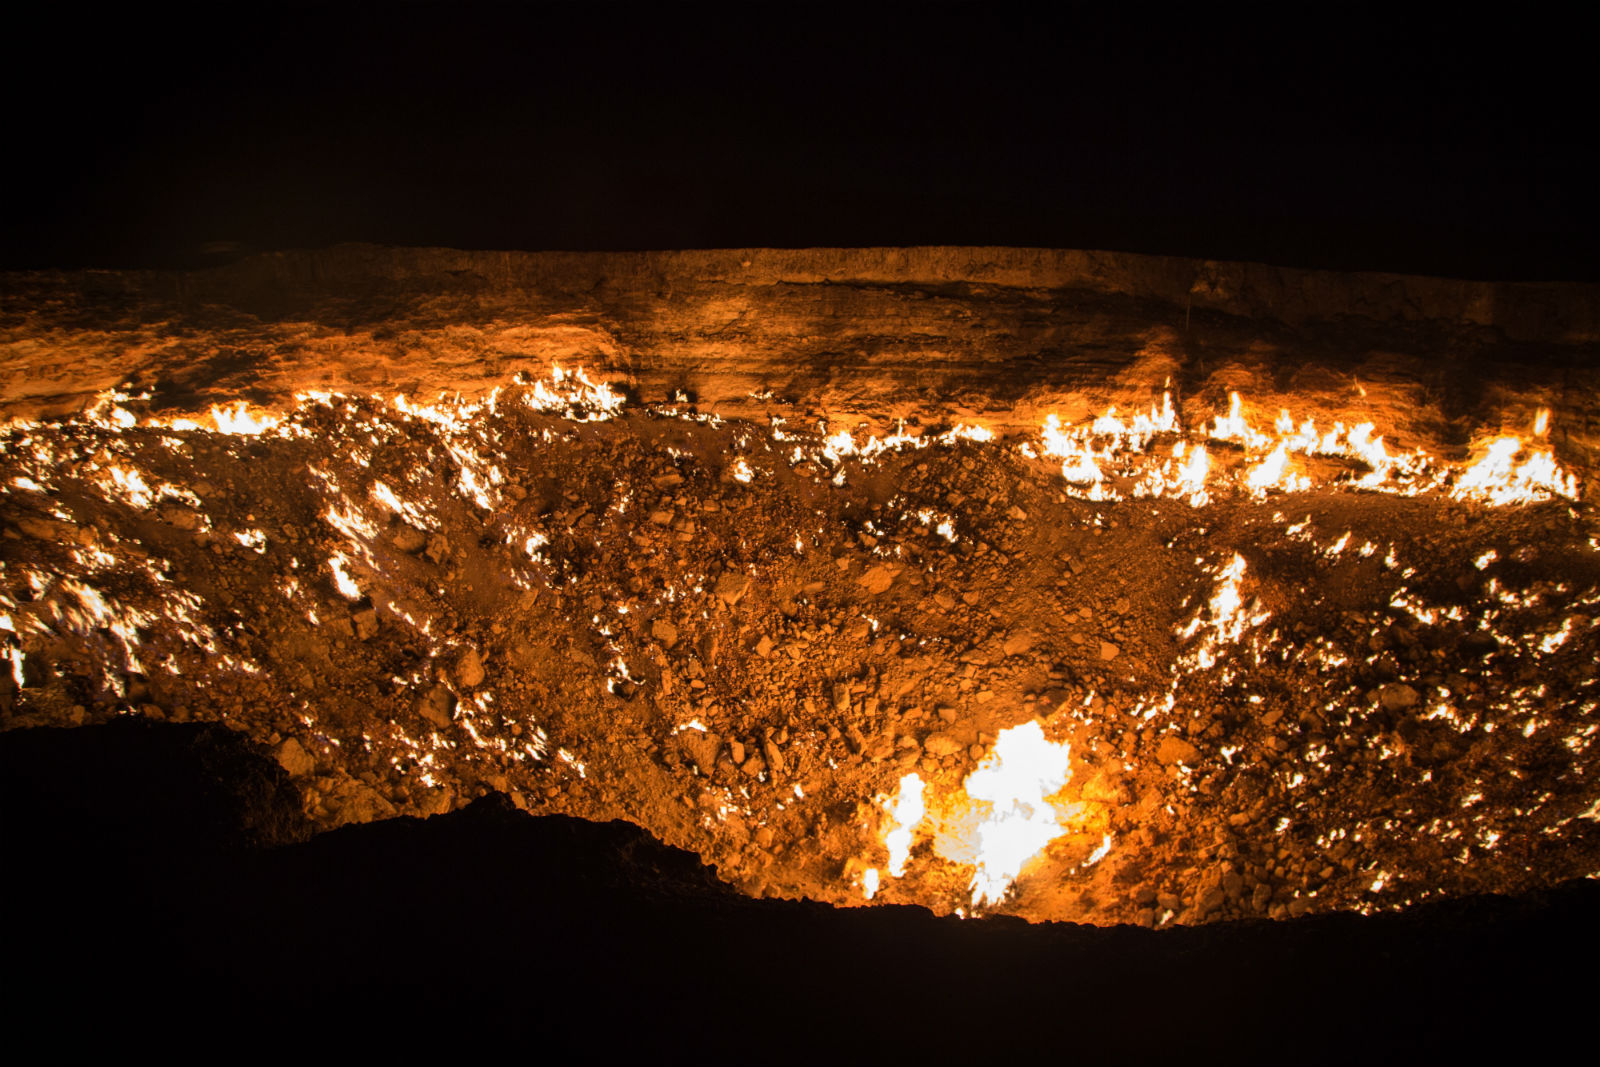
2, 365, 1597, 925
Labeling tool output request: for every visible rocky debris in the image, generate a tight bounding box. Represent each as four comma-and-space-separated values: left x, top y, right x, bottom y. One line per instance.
858, 564, 898, 595
1377, 683, 1421, 712
274, 737, 315, 777
1, 333, 1597, 931
1003, 631, 1037, 657
678, 731, 719, 775
159, 503, 203, 530
454, 648, 484, 688
763, 737, 786, 777
652, 619, 679, 648
13, 516, 93, 544
715, 572, 749, 607
416, 686, 455, 728
1156, 735, 1200, 767
352, 607, 379, 641
319, 614, 355, 640
418, 787, 454, 817
330, 781, 397, 826
390, 525, 428, 553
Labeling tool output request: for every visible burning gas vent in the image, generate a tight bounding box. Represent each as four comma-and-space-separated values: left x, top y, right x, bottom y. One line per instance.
2, 247, 1598, 927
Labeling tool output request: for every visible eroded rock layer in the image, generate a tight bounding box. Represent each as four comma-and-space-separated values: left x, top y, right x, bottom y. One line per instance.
5, 245, 1599, 466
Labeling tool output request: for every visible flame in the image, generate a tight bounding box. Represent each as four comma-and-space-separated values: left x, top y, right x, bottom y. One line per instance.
1172, 442, 1211, 505
103, 465, 156, 509
1177, 553, 1270, 670
525, 364, 625, 419
879, 771, 927, 878
1452, 436, 1578, 505
370, 480, 437, 530
1245, 442, 1309, 494
962, 721, 1075, 907
1212, 392, 1268, 448
1040, 393, 1197, 503
209, 401, 281, 435
816, 420, 990, 468
329, 554, 362, 599
863, 723, 1083, 909
233, 529, 267, 553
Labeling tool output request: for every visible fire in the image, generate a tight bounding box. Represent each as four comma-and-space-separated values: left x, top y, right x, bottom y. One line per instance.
878, 771, 927, 878
1177, 553, 1270, 670
1451, 434, 1578, 506
1171, 441, 1211, 505
208, 401, 281, 436
817, 420, 992, 467
962, 721, 1075, 907
1245, 442, 1309, 495
860, 722, 1083, 909
1033, 389, 1577, 504
1212, 391, 1267, 448
526, 364, 625, 419
329, 554, 363, 599
9, 364, 1594, 926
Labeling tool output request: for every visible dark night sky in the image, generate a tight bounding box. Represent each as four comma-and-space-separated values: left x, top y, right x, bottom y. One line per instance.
5, 3, 1595, 278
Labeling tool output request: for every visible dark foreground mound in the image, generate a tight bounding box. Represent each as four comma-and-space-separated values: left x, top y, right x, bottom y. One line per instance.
3, 721, 1594, 1064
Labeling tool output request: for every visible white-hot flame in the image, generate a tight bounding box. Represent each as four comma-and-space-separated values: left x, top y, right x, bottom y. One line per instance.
1178, 553, 1270, 669
880, 772, 927, 878
209, 401, 281, 436
525, 364, 625, 420
329, 554, 362, 599
1212, 392, 1269, 449
1173, 442, 1211, 505
963, 721, 1074, 907
1452, 436, 1578, 505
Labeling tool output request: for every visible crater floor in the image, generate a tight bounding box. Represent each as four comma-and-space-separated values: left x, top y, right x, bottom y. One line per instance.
3, 377, 1597, 925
